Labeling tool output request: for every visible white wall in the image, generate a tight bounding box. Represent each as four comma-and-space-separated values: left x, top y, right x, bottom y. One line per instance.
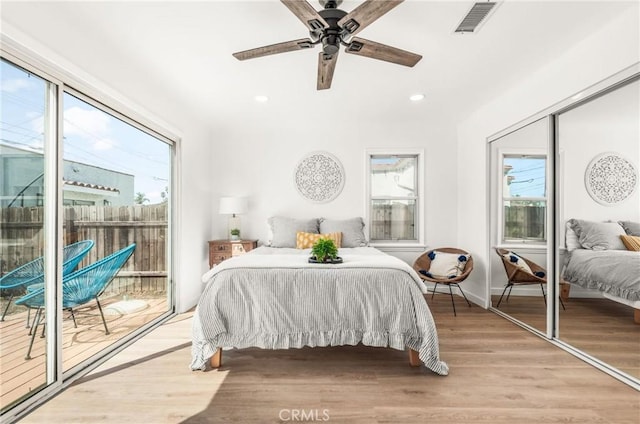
457, 9, 640, 307
209, 110, 460, 259
559, 79, 640, 224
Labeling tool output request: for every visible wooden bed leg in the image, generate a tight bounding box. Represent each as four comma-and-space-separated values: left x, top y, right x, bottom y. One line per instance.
634, 309, 640, 325
210, 348, 222, 368
560, 281, 570, 302
408, 349, 420, 367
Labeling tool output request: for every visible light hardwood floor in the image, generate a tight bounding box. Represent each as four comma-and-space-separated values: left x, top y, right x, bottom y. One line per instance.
492, 294, 640, 378
20, 296, 640, 424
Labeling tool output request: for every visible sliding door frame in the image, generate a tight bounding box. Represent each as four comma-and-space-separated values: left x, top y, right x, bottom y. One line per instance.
1, 39, 179, 422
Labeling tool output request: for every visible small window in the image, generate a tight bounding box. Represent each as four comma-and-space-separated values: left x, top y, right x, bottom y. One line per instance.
502, 154, 547, 243
367, 151, 422, 243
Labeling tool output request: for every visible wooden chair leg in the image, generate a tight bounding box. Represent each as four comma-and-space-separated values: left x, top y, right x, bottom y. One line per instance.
408, 349, 420, 367
210, 348, 222, 368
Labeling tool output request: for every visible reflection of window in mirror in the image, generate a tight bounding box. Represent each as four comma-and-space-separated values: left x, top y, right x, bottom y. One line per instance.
499, 152, 547, 245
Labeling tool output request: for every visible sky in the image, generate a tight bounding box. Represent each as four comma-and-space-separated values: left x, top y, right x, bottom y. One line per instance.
1, 58, 170, 204
504, 156, 546, 198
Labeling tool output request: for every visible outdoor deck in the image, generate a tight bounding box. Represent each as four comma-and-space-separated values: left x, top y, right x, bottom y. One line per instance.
0, 295, 168, 409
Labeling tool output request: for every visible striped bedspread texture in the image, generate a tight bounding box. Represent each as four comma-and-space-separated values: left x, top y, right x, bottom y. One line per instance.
191, 246, 449, 375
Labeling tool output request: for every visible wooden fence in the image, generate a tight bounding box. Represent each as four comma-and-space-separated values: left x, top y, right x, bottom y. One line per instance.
370, 203, 416, 241
503, 204, 546, 241
0, 204, 168, 295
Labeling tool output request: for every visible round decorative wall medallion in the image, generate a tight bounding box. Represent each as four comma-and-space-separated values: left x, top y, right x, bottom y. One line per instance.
294, 151, 345, 203
584, 152, 637, 206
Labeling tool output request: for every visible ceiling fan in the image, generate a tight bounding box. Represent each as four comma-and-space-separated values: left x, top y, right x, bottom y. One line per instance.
232, 0, 422, 90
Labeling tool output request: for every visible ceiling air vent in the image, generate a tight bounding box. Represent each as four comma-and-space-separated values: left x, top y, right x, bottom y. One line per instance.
454, 2, 497, 34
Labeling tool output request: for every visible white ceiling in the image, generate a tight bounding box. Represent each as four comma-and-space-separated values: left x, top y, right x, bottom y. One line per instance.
1, 1, 636, 129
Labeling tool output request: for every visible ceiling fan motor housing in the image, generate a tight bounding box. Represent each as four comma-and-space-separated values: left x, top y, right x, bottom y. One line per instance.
317, 8, 348, 55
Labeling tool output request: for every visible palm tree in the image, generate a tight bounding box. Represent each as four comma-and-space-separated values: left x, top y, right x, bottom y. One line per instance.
160, 186, 169, 203
134, 192, 149, 205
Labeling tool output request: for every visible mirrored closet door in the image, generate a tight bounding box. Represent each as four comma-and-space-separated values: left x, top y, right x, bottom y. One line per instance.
555, 76, 640, 381
488, 67, 639, 388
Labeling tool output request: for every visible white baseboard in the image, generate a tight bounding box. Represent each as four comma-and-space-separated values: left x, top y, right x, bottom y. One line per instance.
490, 285, 603, 298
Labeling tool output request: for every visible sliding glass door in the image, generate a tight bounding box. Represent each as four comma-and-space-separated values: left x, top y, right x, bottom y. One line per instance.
61, 91, 172, 373
0, 54, 175, 416
0, 58, 54, 409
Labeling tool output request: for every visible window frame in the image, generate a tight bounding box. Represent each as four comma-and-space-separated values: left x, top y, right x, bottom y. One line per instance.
497, 148, 548, 246
365, 148, 424, 247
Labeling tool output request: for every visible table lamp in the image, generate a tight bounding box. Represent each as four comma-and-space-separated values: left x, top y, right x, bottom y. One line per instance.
219, 197, 248, 240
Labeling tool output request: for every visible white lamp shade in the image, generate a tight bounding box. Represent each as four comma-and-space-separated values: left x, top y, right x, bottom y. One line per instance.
219, 197, 248, 215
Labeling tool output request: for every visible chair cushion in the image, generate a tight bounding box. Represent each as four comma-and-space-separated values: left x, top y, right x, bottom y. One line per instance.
425, 251, 470, 279
502, 251, 533, 275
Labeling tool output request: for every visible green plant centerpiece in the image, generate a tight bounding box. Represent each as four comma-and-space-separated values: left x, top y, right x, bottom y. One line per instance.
311, 238, 339, 263
230, 228, 240, 240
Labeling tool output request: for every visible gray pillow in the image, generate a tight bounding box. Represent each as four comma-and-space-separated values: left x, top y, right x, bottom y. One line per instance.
568, 219, 626, 250
619, 221, 640, 237
319, 217, 368, 248
268, 217, 319, 248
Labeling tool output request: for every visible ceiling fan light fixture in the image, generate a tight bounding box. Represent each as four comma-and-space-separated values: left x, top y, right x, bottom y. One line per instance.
409, 93, 425, 102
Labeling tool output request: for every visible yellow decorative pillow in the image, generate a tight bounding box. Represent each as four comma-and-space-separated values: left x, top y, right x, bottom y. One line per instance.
296, 232, 342, 249
620, 235, 640, 251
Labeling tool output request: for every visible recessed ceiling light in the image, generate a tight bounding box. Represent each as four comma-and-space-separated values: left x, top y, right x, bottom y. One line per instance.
409, 93, 425, 102
254, 95, 269, 103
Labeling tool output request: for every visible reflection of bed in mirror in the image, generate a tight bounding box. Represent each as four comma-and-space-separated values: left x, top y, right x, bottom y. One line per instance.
562, 219, 640, 323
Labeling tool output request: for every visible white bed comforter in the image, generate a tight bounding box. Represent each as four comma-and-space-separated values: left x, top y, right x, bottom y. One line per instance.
191, 247, 449, 375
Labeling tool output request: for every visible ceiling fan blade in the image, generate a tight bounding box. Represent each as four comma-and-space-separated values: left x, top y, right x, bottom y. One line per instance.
233, 38, 315, 61
317, 51, 339, 90
281, 0, 328, 32
345, 37, 421, 67
338, 0, 403, 36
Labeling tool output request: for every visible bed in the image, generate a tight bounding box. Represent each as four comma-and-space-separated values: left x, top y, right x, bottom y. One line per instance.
562, 219, 640, 323
190, 245, 449, 376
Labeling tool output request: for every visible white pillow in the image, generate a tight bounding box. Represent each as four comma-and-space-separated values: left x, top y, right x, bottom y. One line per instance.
502, 251, 533, 274
426, 251, 470, 279
565, 221, 581, 251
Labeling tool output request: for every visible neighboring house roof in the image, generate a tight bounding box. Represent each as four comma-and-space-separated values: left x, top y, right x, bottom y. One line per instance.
63, 179, 120, 194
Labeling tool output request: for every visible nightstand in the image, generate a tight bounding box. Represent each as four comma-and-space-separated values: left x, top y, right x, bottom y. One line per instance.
208, 239, 258, 267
